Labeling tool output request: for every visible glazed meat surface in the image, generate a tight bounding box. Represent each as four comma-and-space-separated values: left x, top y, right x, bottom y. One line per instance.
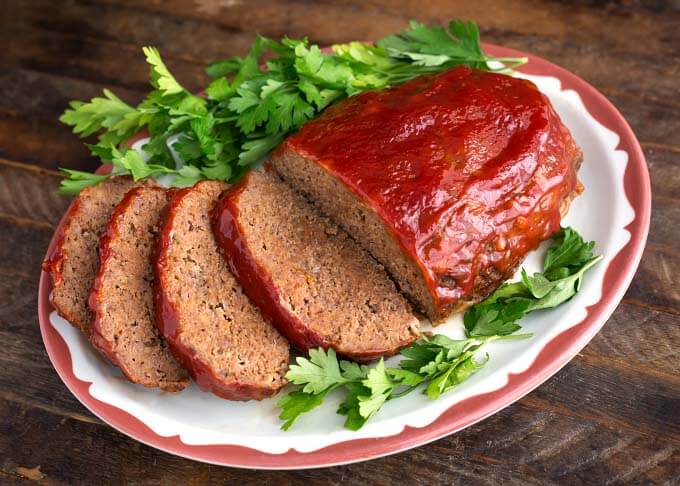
272, 66, 582, 321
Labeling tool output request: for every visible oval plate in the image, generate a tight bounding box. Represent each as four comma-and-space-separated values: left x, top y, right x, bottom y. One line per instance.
38, 44, 651, 469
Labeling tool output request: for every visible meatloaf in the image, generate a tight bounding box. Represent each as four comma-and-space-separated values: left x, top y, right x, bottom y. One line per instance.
89, 186, 189, 391
155, 180, 289, 400
212, 170, 420, 361
43, 176, 137, 333
271, 65, 583, 321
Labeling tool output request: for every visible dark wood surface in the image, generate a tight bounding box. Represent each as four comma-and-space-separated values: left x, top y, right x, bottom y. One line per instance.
1, 0, 679, 483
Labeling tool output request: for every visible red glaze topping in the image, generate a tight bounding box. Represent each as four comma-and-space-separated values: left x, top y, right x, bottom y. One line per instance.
154, 182, 282, 400
283, 66, 581, 313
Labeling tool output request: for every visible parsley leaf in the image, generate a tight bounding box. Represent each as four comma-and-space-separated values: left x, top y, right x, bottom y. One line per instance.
278, 389, 329, 431
59, 89, 142, 144
358, 359, 397, 419
337, 383, 372, 430
143, 46, 185, 96
172, 165, 203, 188
339, 360, 370, 381
398, 341, 439, 372
58, 169, 108, 195
463, 299, 530, 337
286, 348, 350, 394
110, 147, 173, 181
277, 227, 600, 431
238, 133, 284, 166
206, 57, 243, 79
524, 256, 602, 311
379, 20, 488, 70
58, 19, 527, 194
543, 227, 596, 279
206, 77, 231, 101
425, 353, 488, 399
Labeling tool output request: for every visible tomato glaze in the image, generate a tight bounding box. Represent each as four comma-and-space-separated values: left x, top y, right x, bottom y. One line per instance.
285, 66, 581, 313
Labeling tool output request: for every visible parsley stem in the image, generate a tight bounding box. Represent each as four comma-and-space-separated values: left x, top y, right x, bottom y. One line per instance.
388, 385, 420, 399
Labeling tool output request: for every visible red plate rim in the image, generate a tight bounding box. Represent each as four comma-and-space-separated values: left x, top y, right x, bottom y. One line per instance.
38, 43, 651, 469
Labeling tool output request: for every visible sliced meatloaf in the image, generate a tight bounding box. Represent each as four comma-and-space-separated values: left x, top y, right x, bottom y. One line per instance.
43, 176, 137, 333
89, 186, 189, 391
270, 66, 583, 321
213, 170, 420, 362
155, 180, 289, 400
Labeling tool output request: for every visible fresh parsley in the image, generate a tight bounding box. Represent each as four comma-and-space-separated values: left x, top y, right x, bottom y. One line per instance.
277, 227, 601, 431
57, 19, 527, 194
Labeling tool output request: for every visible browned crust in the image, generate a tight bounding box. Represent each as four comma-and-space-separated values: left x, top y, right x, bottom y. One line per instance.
89, 186, 189, 392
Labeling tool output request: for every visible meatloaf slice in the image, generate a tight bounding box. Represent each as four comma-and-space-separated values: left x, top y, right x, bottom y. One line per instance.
155, 180, 289, 400
43, 177, 137, 333
89, 186, 189, 391
212, 170, 420, 362
271, 65, 583, 321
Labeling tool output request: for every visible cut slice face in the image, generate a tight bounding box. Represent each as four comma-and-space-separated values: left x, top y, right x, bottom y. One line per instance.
89, 186, 189, 392
213, 170, 420, 362
43, 177, 137, 334
155, 180, 289, 400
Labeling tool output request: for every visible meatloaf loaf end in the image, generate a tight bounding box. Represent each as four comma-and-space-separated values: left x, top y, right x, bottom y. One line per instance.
155, 180, 289, 400
42, 177, 138, 334
89, 186, 189, 392
271, 65, 583, 321
212, 170, 420, 362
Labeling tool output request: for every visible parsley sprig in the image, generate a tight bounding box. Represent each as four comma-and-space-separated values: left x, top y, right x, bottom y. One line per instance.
278, 227, 601, 431
58, 20, 526, 195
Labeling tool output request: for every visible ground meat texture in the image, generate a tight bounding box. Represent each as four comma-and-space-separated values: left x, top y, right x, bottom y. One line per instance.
155, 180, 289, 400
213, 170, 420, 362
43, 177, 138, 334
89, 186, 189, 392
271, 66, 583, 322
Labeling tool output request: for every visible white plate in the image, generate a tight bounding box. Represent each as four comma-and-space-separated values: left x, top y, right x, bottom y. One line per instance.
39, 44, 650, 469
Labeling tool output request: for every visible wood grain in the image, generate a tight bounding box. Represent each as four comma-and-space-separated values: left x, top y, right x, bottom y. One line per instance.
0, 0, 678, 483
92, 0, 680, 99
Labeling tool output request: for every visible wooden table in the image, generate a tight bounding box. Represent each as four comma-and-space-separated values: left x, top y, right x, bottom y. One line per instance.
2, 1, 678, 483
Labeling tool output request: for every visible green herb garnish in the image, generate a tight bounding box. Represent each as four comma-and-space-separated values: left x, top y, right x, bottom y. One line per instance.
57, 20, 526, 195
277, 227, 601, 431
